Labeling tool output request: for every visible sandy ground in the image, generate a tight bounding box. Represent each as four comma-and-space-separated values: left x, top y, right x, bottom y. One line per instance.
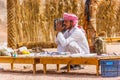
0, 64, 120, 80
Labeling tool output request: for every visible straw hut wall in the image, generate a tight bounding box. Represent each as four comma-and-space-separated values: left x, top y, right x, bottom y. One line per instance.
7, 0, 120, 49
7, 0, 85, 48
96, 0, 120, 37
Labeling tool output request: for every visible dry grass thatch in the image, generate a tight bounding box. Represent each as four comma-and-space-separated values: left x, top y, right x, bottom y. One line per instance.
7, 0, 120, 48
7, 0, 85, 48
96, 0, 120, 37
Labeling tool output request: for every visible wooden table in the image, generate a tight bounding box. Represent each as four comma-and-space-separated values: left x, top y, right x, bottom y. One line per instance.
99, 56, 120, 60
1, 55, 120, 75
0, 56, 40, 74
40, 57, 100, 76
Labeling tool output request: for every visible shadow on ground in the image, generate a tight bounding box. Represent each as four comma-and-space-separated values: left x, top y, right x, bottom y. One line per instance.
0, 69, 100, 78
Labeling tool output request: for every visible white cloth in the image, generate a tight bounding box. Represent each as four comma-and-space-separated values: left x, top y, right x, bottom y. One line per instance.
56, 26, 90, 54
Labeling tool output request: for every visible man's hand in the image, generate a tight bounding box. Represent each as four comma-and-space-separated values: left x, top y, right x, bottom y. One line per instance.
56, 22, 64, 32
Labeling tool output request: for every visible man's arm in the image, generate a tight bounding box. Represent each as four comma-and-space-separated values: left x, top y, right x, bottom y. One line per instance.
57, 32, 74, 47
57, 29, 82, 47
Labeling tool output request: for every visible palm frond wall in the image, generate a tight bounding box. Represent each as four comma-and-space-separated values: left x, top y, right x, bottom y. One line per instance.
96, 0, 120, 37
7, 0, 85, 48
7, 0, 120, 48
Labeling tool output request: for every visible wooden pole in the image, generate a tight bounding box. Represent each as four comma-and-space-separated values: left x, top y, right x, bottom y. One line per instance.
7, 0, 16, 48
84, 0, 100, 52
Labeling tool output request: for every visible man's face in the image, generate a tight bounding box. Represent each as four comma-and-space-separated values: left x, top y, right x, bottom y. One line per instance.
63, 20, 73, 30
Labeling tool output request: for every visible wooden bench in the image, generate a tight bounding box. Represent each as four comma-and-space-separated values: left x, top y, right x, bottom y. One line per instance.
1, 56, 120, 76
105, 37, 120, 42
40, 57, 100, 76
0, 56, 40, 74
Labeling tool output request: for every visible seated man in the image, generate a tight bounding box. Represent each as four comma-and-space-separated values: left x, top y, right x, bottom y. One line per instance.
55, 13, 90, 70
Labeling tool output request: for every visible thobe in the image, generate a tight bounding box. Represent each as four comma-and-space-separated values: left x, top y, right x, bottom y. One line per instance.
56, 25, 90, 54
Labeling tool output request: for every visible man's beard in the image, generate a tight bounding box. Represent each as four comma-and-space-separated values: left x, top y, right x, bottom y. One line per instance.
63, 23, 73, 30
67, 24, 73, 30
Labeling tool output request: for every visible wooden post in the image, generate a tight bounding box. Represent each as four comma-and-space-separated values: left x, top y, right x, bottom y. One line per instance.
33, 64, 36, 74
96, 63, 99, 76
57, 64, 60, 71
84, 0, 92, 49
43, 64, 47, 74
84, 0, 101, 52
7, 0, 16, 48
67, 64, 70, 72
96, 59, 99, 76
11, 63, 14, 70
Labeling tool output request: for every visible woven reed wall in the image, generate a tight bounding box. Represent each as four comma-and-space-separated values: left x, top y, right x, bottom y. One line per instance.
7, 0, 85, 48
96, 0, 120, 37
7, 0, 120, 48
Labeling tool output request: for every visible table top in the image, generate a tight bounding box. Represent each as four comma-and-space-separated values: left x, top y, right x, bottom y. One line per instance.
0, 55, 120, 60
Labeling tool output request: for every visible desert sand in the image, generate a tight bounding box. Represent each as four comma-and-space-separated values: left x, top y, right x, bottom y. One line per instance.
0, 63, 120, 80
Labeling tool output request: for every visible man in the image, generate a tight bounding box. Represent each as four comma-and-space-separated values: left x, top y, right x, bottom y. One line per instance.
55, 13, 90, 70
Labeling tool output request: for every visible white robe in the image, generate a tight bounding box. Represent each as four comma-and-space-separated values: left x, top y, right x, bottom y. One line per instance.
55, 26, 90, 54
